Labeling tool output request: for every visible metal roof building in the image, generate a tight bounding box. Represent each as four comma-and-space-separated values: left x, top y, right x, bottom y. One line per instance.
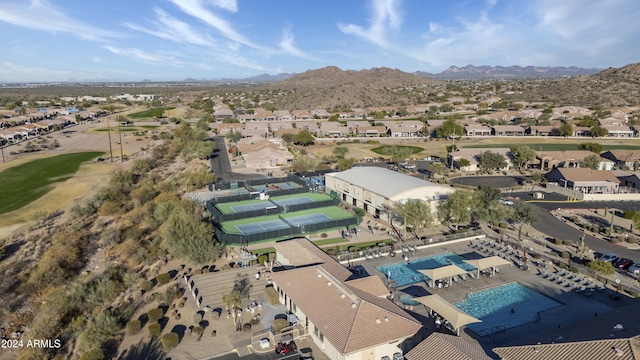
324, 167, 454, 217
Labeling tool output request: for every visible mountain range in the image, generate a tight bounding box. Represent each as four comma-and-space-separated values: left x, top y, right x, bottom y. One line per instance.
414, 65, 602, 79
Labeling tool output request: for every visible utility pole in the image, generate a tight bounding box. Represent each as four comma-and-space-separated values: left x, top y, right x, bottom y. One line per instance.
449, 135, 458, 170
118, 122, 124, 162
106, 117, 114, 162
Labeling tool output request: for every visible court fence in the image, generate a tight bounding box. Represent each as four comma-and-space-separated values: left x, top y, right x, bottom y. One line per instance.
280, 197, 340, 213
207, 201, 282, 223
214, 216, 359, 245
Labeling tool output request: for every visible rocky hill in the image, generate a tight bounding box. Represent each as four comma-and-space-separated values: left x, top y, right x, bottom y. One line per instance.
506, 62, 640, 107
416, 65, 601, 79
264, 66, 442, 110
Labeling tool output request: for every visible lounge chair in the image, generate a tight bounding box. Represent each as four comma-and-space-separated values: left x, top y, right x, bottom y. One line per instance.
460, 274, 467, 281
556, 269, 566, 277
538, 270, 549, 278
556, 277, 564, 284
560, 280, 569, 287
452, 276, 459, 283
547, 274, 556, 282
469, 272, 477, 279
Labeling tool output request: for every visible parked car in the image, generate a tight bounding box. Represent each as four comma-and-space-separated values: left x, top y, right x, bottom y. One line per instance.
628, 262, 640, 275
500, 198, 514, 206
614, 258, 634, 270
596, 253, 619, 263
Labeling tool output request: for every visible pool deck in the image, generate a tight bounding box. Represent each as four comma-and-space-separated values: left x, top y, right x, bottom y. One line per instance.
352, 239, 634, 358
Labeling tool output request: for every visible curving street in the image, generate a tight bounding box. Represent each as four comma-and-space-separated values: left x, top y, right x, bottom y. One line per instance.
209, 136, 266, 182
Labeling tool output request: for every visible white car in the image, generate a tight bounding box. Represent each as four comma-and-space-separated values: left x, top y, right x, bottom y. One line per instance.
628, 263, 640, 275
598, 253, 619, 263
500, 199, 514, 206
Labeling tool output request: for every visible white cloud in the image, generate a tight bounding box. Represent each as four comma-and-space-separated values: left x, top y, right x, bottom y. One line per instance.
0, 0, 120, 42
103, 46, 170, 64
337, 0, 402, 48
207, 0, 238, 12
169, 0, 266, 51
278, 28, 321, 61
125, 8, 217, 47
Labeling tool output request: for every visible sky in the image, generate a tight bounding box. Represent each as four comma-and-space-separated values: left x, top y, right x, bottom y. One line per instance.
1, 0, 640, 82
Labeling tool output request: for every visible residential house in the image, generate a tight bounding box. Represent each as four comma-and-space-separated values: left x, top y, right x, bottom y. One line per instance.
274, 128, 301, 139
492, 125, 525, 136
386, 121, 424, 138
494, 336, 640, 360
237, 135, 293, 169
426, 119, 445, 128
448, 148, 513, 172
237, 113, 257, 122
311, 109, 330, 119
546, 168, 620, 194
292, 110, 313, 120
536, 151, 614, 171
211, 122, 243, 135
526, 125, 557, 136
346, 121, 370, 134
319, 122, 349, 138
464, 125, 492, 136
614, 170, 640, 190
572, 126, 592, 137
601, 150, 640, 170
355, 125, 386, 137
405, 333, 491, 360
213, 105, 235, 121
603, 125, 634, 137
273, 110, 293, 121
270, 238, 422, 360
255, 108, 276, 121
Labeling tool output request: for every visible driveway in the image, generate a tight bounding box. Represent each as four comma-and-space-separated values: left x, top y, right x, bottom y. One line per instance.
209, 136, 266, 181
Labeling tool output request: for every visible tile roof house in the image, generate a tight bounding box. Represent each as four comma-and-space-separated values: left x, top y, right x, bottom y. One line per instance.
237, 135, 293, 169
255, 108, 276, 121
491, 125, 525, 136
311, 109, 330, 119
273, 110, 293, 121
536, 150, 614, 171
526, 125, 558, 136
270, 238, 422, 360
603, 125, 635, 137
213, 105, 235, 121
292, 110, 313, 120
464, 125, 492, 136
319, 121, 349, 138
355, 125, 387, 137
546, 168, 620, 194
405, 333, 491, 360
493, 336, 640, 360
601, 150, 640, 170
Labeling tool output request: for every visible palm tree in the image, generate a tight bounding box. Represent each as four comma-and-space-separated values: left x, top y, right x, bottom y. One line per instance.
222, 290, 242, 326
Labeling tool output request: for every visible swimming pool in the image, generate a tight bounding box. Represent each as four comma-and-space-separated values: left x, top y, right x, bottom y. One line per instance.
376, 252, 476, 287
454, 282, 561, 336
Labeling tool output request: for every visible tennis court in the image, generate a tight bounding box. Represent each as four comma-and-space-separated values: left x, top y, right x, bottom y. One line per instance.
271, 196, 314, 207
230, 202, 276, 213
252, 181, 302, 191
236, 219, 290, 235
283, 213, 332, 226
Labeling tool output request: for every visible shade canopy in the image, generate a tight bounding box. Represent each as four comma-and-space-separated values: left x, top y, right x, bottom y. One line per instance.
418, 265, 468, 287
463, 256, 511, 277
414, 294, 481, 334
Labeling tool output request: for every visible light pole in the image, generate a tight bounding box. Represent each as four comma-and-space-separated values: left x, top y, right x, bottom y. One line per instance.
449, 135, 459, 170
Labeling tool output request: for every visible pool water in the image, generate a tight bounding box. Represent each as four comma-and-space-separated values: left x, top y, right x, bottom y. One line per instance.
376, 252, 476, 287
455, 282, 561, 336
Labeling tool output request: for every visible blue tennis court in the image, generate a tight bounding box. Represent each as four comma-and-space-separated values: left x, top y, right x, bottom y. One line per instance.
283, 213, 332, 226
271, 196, 313, 207
230, 202, 275, 213
236, 219, 290, 235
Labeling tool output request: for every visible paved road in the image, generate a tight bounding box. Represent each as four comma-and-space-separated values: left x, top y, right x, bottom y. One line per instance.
505, 191, 640, 262
450, 175, 527, 188
209, 136, 266, 182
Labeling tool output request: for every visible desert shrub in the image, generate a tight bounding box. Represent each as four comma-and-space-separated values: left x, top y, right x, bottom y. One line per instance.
155, 284, 181, 306
126, 319, 141, 334
222, 264, 231, 270
193, 268, 203, 275
140, 280, 153, 292
161, 332, 180, 349
554, 238, 563, 245
321, 233, 328, 238
610, 237, 620, 244
242, 323, 252, 332
193, 326, 204, 336
265, 286, 280, 305
148, 308, 164, 323
79, 349, 104, 360
532, 253, 541, 259
148, 323, 161, 336
561, 251, 571, 259
272, 318, 289, 333
325, 248, 337, 256
627, 235, 636, 243
498, 222, 507, 229
156, 272, 171, 285
563, 239, 573, 246
174, 314, 181, 321
588, 260, 615, 275
567, 216, 577, 223
592, 225, 600, 233
76, 312, 120, 351
258, 255, 268, 264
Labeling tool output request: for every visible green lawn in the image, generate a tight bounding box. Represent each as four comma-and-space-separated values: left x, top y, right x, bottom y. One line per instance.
0, 152, 104, 215
462, 143, 640, 151
371, 145, 424, 155
128, 107, 176, 119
